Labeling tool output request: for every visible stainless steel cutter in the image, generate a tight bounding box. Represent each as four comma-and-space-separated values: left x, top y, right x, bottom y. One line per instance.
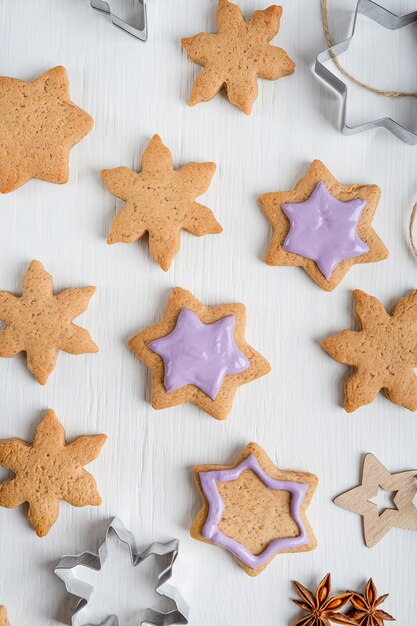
90, 0, 148, 41
315, 0, 417, 144
54, 517, 189, 626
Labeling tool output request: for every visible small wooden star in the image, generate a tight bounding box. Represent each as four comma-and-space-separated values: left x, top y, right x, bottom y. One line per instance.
182, 0, 295, 114
292, 573, 356, 625
129, 288, 271, 420
348, 579, 395, 625
0, 66, 93, 193
322, 289, 417, 411
0, 409, 107, 537
334, 453, 417, 548
102, 134, 222, 271
260, 161, 388, 291
0, 260, 98, 385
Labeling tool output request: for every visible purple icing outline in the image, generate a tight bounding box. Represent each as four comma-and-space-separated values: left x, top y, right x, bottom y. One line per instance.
199, 454, 309, 569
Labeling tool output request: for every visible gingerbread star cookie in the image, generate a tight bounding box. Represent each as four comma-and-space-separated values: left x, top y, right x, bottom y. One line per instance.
259, 160, 388, 291
322, 289, 417, 412
129, 288, 271, 420
334, 453, 417, 548
0, 409, 106, 537
181, 0, 295, 114
0, 607, 9, 626
191, 443, 318, 576
102, 134, 222, 271
0, 260, 98, 385
0, 66, 93, 193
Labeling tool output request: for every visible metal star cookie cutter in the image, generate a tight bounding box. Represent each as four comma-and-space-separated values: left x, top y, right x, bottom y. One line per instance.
54, 517, 189, 626
315, 0, 417, 144
90, 0, 148, 42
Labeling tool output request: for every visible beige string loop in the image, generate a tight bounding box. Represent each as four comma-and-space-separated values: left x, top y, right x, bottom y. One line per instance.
321, 0, 417, 98
321, 0, 417, 258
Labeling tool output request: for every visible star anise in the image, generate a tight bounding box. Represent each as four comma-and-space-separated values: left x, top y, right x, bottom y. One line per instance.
293, 573, 357, 625
348, 579, 395, 625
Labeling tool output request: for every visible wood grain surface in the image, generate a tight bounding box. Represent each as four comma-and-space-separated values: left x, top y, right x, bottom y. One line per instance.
0, 0, 416, 624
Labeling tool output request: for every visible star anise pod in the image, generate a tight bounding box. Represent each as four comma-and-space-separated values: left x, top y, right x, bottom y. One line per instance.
292, 573, 357, 625
348, 579, 395, 625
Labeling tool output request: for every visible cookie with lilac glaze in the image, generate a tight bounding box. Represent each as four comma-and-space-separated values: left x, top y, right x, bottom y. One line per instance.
128, 288, 271, 420
191, 443, 318, 576
259, 160, 388, 291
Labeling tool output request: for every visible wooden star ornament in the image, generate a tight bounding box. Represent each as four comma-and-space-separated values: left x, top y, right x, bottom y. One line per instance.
260, 161, 388, 291
102, 134, 222, 271
292, 573, 356, 625
0, 66, 93, 193
0, 260, 98, 385
0, 607, 9, 626
322, 289, 417, 411
129, 288, 271, 420
334, 453, 417, 548
348, 579, 395, 625
0, 409, 107, 537
181, 0, 295, 114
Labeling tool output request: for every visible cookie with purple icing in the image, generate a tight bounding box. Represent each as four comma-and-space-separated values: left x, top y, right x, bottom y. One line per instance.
259, 160, 388, 291
191, 442, 318, 576
128, 288, 271, 420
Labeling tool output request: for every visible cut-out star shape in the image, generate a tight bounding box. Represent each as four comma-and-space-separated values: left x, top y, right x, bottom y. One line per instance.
260, 160, 388, 291
334, 453, 417, 548
0, 66, 93, 193
148, 308, 249, 400
322, 289, 417, 411
129, 288, 270, 420
182, 0, 295, 114
0, 607, 9, 626
102, 134, 222, 271
0, 409, 107, 537
0, 260, 98, 385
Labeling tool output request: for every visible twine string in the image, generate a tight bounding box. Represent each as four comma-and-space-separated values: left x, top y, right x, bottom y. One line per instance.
321, 0, 417, 257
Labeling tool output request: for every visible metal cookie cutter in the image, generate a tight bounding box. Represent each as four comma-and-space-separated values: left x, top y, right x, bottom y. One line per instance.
90, 0, 148, 42
54, 517, 189, 626
315, 0, 417, 144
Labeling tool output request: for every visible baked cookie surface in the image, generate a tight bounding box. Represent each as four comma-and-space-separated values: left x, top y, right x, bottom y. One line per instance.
322, 289, 417, 412
260, 160, 388, 291
191, 442, 318, 576
0, 66, 93, 193
129, 287, 270, 420
0, 260, 98, 384
0, 607, 9, 626
0, 409, 107, 537
182, 0, 295, 114
102, 134, 222, 271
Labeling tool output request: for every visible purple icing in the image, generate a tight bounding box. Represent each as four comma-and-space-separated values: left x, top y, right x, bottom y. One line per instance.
199, 454, 309, 568
282, 181, 369, 281
148, 308, 249, 400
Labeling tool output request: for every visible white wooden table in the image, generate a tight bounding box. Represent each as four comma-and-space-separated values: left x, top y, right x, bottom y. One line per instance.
1, 1, 417, 624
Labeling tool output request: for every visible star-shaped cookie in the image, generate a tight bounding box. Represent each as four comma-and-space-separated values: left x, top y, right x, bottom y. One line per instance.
334, 453, 417, 548
191, 443, 318, 576
0, 66, 93, 193
322, 289, 417, 412
0, 260, 98, 385
102, 134, 222, 271
0, 607, 9, 626
129, 287, 271, 420
259, 160, 388, 291
181, 0, 295, 114
0, 409, 107, 537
